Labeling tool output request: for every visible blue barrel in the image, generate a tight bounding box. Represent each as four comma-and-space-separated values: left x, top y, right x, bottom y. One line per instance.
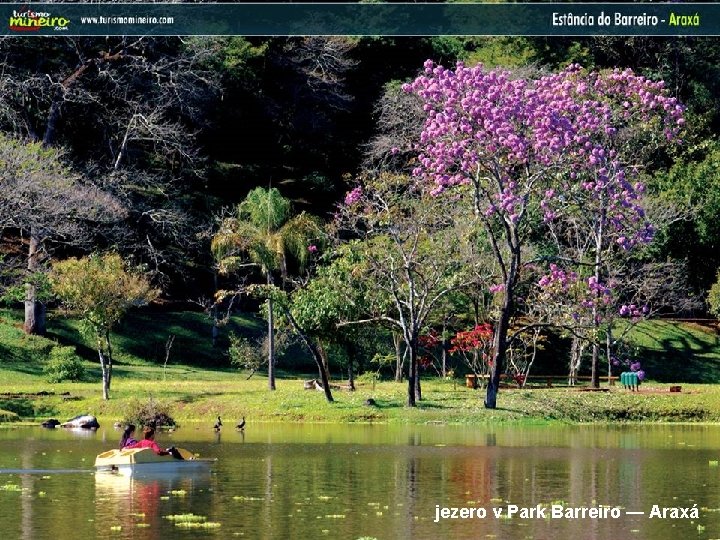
621, 371, 639, 390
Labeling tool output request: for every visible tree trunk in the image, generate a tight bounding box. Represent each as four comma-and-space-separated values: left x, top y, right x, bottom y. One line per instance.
590, 342, 600, 388
266, 274, 276, 391
485, 243, 518, 409
211, 271, 219, 347
42, 93, 63, 147
606, 329, 613, 380
414, 369, 422, 402
485, 300, 511, 409
211, 317, 219, 348
441, 321, 448, 378
407, 334, 418, 407
348, 360, 355, 391
104, 328, 113, 390
346, 342, 356, 391
318, 352, 335, 403
314, 348, 334, 403
393, 332, 404, 382
23, 229, 46, 336
98, 345, 110, 401
318, 341, 329, 380
283, 307, 333, 402
568, 336, 585, 385
590, 216, 604, 389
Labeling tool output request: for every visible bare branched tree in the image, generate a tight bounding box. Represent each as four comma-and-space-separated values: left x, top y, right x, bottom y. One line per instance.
0, 135, 124, 334
0, 37, 221, 284
364, 83, 425, 174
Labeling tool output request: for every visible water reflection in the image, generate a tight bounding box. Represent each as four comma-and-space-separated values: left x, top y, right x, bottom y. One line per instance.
2, 424, 720, 539
94, 471, 212, 535
57, 427, 99, 439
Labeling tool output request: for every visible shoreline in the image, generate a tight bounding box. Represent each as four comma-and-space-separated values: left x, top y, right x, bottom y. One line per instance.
2, 377, 718, 426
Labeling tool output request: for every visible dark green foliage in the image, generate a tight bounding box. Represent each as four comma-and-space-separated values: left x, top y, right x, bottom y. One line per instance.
228, 333, 264, 375
124, 397, 176, 428
0, 409, 19, 422
710, 272, 720, 318
0, 398, 34, 418
44, 346, 85, 383
649, 141, 720, 293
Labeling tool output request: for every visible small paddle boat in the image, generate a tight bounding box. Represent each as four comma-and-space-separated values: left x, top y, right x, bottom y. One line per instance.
94, 447, 215, 476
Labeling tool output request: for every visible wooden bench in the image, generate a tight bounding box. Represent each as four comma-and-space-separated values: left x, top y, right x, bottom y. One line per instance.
465, 374, 619, 388
465, 373, 507, 388
531, 375, 619, 387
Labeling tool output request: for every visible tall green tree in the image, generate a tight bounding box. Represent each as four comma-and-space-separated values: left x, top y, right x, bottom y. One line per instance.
211, 187, 322, 390
50, 253, 158, 400
338, 174, 468, 407
288, 244, 371, 396
651, 140, 720, 293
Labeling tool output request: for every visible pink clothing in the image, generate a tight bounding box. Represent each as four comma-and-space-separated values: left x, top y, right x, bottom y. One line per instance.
126, 438, 163, 454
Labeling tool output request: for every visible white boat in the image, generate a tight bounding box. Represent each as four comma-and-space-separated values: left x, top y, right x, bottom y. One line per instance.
94, 447, 215, 476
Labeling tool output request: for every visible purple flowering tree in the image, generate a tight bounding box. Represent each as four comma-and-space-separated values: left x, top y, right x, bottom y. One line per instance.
405, 61, 683, 407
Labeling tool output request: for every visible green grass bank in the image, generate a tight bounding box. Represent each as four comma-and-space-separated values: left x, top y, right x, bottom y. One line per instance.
1, 309, 720, 425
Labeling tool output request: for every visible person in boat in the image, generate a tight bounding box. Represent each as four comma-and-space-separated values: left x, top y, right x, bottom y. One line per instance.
126, 426, 183, 459
119, 424, 138, 449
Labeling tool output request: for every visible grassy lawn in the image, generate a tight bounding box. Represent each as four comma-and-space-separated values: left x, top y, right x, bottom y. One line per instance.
621, 320, 720, 382
1, 365, 720, 425
1, 309, 720, 425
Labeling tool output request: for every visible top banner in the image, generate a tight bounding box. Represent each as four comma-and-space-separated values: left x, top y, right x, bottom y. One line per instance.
0, 3, 714, 37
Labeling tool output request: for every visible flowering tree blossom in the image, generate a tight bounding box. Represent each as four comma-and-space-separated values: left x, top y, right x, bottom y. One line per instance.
449, 323, 493, 385
405, 61, 683, 407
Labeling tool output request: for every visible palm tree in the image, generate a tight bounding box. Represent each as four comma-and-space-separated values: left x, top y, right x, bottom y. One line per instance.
211, 187, 321, 390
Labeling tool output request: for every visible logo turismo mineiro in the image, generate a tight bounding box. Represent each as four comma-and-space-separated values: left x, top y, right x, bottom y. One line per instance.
8, 5, 70, 32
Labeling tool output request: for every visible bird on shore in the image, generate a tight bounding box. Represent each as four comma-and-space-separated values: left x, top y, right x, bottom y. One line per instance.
236, 417, 246, 431
213, 416, 222, 432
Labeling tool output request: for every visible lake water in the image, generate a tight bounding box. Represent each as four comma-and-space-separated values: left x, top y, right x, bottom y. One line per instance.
1, 423, 720, 539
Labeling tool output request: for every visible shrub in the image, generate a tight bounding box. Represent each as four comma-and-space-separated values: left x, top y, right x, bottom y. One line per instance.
709, 271, 720, 318
0, 399, 32, 417
0, 408, 20, 422
228, 333, 264, 377
125, 397, 176, 428
44, 346, 85, 383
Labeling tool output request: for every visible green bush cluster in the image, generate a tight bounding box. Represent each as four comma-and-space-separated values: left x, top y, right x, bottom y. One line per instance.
124, 397, 176, 428
0, 408, 19, 422
44, 346, 85, 383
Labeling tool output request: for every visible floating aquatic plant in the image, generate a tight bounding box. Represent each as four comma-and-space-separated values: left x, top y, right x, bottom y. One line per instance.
175, 522, 221, 529
164, 514, 206, 523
